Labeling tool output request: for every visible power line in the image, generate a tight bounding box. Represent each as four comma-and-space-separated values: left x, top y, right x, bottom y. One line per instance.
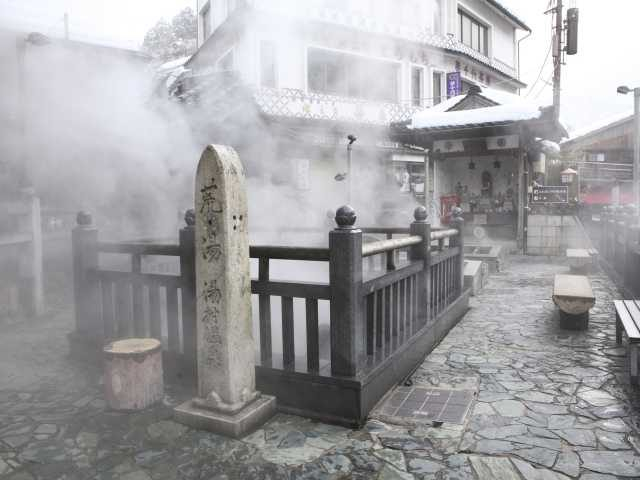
533, 74, 554, 100
525, 42, 552, 98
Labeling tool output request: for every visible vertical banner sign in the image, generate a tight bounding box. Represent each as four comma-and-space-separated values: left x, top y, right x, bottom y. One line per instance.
446, 71, 461, 98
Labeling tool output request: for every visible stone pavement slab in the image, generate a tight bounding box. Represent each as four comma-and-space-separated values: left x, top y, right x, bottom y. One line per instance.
2, 256, 640, 479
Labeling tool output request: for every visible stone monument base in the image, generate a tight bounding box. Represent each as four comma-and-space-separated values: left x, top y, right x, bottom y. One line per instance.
174, 394, 276, 438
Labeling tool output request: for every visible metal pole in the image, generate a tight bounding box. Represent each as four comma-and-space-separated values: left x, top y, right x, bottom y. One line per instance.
634, 88, 640, 215
347, 143, 352, 206
523, 153, 529, 255
552, 0, 563, 124
424, 150, 429, 210
15, 38, 28, 188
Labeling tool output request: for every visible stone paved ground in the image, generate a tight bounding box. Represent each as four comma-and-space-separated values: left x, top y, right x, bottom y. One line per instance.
2, 256, 640, 479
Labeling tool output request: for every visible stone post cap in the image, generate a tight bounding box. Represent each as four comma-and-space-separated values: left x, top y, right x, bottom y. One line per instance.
185, 208, 196, 227
76, 211, 93, 226
335, 205, 357, 229
103, 338, 162, 359
413, 206, 428, 223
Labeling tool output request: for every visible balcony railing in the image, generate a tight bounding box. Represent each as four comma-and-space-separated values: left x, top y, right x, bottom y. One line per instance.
252, 87, 422, 125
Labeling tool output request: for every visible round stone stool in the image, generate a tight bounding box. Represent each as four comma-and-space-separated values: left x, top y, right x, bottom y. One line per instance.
104, 338, 163, 411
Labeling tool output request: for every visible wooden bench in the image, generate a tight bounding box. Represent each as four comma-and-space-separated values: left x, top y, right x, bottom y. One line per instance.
552, 274, 595, 330
566, 248, 592, 273
614, 300, 640, 382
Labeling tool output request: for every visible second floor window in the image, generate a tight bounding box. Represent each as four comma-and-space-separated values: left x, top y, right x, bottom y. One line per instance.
432, 71, 442, 105
260, 41, 277, 88
458, 10, 488, 56
307, 48, 399, 103
411, 67, 423, 107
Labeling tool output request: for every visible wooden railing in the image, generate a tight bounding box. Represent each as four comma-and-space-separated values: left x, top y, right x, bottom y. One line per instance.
71, 211, 196, 375
250, 245, 330, 373
0, 192, 43, 317
583, 206, 640, 296
71, 206, 469, 425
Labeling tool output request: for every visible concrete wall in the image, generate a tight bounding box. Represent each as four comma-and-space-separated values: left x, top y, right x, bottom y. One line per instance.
527, 215, 590, 256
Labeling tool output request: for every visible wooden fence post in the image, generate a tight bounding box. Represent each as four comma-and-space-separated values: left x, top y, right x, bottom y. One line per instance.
601, 207, 608, 256
29, 193, 44, 316
329, 205, 363, 377
410, 206, 431, 324
71, 211, 100, 343
449, 207, 465, 295
179, 209, 197, 379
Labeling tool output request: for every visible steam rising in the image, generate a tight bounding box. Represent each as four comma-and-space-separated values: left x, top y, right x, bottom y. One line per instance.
0, 29, 198, 239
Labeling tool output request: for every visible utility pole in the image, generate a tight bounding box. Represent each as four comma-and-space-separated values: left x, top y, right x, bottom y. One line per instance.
634, 90, 640, 212
552, 0, 563, 124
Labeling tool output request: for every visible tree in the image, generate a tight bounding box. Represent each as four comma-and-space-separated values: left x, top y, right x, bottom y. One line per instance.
142, 7, 197, 60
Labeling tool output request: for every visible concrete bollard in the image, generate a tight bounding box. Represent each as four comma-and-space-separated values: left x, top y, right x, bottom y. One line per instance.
103, 338, 164, 411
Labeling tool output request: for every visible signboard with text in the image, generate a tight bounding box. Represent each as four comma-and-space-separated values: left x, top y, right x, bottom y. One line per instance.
531, 186, 569, 204
446, 71, 461, 98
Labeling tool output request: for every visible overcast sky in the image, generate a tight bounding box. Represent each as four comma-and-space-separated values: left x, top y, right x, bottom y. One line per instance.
1, 0, 637, 135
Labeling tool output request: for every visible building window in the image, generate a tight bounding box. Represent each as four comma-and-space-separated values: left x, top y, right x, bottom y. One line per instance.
411, 67, 423, 107
458, 9, 488, 56
307, 48, 399, 103
201, 2, 211, 41
260, 41, 277, 88
294, 158, 310, 190
432, 0, 442, 35
432, 71, 442, 105
217, 50, 234, 71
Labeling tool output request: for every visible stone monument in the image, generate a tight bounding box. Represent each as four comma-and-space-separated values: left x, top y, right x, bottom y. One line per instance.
175, 145, 275, 438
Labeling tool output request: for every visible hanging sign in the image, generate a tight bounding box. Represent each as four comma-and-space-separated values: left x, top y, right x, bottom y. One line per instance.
446, 71, 462, 98
531, 185, 569, 204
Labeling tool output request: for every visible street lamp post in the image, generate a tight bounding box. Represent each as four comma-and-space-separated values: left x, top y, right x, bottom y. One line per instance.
334, 134, 357, 206
16, 32, 50, 188
617, 85, 640, 215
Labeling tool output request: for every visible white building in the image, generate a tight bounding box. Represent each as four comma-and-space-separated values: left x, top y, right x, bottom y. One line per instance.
177, 0, 530, 228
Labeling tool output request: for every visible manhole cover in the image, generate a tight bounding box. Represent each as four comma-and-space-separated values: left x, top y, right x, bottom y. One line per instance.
376, 387, 475, 424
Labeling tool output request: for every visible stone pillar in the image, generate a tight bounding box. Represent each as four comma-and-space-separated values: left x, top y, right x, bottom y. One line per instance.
449, 207, 465, 295
104, 338, 163, 411
175, 145, 275, 438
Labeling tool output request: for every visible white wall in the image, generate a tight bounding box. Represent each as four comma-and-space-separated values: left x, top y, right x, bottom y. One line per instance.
196, 0, 520, 98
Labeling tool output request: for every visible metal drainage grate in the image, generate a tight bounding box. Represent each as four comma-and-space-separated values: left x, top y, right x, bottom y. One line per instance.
377, 387, 475, 424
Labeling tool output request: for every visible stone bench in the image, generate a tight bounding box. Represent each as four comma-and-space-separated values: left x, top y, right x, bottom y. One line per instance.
566, 248, 592, 273
464, 260, 486, 296
552, 274, 596, 330
614, 300, 640, 382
